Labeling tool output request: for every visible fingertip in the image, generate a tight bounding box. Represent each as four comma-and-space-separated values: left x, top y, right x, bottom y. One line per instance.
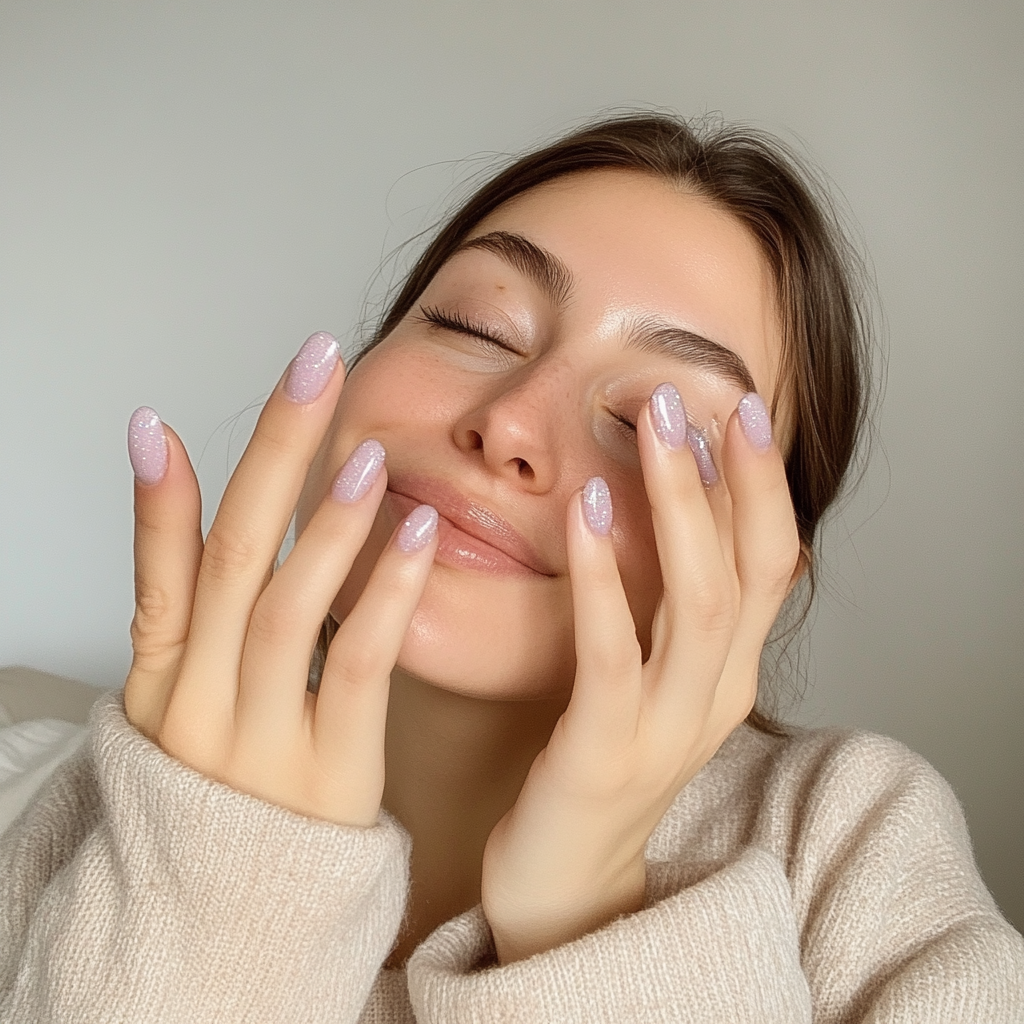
736, 392, 773, 452
582, 476, 613, 537
128, 406, 168, 486
396, 503, 438, 554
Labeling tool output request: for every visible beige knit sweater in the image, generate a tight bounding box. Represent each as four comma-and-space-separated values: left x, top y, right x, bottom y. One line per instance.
0, 690, 1021, 1023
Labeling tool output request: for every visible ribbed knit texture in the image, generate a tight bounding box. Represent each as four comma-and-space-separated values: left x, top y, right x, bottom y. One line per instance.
1, 689, 1021, 1022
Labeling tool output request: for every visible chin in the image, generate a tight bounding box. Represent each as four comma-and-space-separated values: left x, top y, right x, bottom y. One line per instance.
393, 569, 577, 702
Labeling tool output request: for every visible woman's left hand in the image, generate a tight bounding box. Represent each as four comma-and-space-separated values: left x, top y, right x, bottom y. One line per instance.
480, 385, 802, 965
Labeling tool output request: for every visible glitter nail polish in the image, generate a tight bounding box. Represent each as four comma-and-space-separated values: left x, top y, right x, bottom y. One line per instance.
737, 392, 772, 451
397, 504, 438, 553
687, 425, 719, 486
582, 476, 613, 536
650, 382, 688, 450
284, 332, 340, 404
332, 440, 386, 503
127, 406, 168, 485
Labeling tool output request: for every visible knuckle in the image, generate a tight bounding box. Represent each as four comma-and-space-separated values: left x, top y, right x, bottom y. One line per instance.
246, 599, 301, 649
687, 577, 735, 637
584, 641, 641, 682
131, 580, 176, 634
201, 528, 263, 584
332, 647, 380, 688
755, 534, 802, 597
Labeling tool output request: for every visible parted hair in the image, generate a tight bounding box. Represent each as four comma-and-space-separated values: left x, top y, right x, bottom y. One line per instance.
312, 111, 873, 736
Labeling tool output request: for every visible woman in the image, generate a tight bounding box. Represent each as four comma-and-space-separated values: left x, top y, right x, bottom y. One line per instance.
2, 113, 1021, 1021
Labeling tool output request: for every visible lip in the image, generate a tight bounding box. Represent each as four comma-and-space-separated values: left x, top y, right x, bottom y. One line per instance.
385, 474, 557, 578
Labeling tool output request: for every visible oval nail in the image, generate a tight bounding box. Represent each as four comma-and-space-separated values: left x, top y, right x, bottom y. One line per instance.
284, 331, 340, 404
737, 392, 772, 451
650, 382, 688, 450
687, 425, 719, 486
332, 439, 386, 503
582, 476, 613, 536
397, 504, 438, 553
128, 406, 168, 485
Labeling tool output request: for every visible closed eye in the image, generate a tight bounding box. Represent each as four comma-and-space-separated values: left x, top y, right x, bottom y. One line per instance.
415, 305, 523, 355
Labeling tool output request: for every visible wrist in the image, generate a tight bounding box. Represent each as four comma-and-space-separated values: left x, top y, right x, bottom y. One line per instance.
491, 857, 646, 966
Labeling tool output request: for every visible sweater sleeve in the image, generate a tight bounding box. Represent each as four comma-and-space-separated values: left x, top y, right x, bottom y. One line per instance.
0, 689, 412, 1024
405, 845, 813, 1022
402, 730, 1024, 1024
779, 731, 1024, 1023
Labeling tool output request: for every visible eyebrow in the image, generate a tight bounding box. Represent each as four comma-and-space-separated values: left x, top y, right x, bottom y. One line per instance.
454, 230, 574, 306
623, 316, 757, 393
451, 229, 756, 393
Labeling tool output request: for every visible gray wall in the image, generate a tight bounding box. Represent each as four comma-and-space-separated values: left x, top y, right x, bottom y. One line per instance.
1, 0, 1020, 929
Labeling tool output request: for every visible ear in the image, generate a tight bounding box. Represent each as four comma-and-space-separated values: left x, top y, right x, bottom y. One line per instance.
785, 542, 812, 599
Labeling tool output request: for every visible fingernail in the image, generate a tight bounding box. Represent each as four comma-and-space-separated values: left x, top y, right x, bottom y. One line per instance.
687, 425, 719, 486
397, 504, 438, 553
582, 476, 613, 536
737, 392, 772, 451
284, 332, 340, 404
128, 406, 168, 485
332, 439, 386, 503
650, 382, 687, 450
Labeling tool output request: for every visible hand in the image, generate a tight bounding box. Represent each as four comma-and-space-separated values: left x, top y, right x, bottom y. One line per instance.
124, 332, 438, 828
480, 385, 802, 964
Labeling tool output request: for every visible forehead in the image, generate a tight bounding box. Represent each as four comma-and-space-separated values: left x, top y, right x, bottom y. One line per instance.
465, 168, 782, 402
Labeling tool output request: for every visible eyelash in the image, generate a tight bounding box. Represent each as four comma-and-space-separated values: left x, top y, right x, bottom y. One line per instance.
416, 305, 660, 442
416, 306, 519, 354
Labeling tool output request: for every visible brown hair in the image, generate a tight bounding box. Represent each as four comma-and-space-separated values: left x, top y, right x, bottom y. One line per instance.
312, 112, 872, 735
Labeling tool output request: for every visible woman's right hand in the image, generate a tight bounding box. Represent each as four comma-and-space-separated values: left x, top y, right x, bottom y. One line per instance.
122, 332, 438, 828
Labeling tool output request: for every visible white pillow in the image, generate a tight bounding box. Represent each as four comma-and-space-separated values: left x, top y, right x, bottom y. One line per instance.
0, 718, 88, 834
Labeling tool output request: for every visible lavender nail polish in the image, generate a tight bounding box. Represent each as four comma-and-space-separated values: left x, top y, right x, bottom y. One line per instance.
332, 440, 385, 503
127, 406, 168, 485
582, 476, 613, 536
687, 425, 719, 486
650, 382, 688, 450
397, 504, 438, 553
737, 392, 772, 451
284, 332, 340, 404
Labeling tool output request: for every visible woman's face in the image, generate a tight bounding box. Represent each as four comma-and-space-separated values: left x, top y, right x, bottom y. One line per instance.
297, 168, 783, 701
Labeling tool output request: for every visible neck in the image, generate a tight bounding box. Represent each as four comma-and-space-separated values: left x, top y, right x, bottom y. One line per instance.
380, 667, 568, 963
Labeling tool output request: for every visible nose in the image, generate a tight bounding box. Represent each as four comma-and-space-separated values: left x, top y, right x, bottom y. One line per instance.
451, 361, 573, 492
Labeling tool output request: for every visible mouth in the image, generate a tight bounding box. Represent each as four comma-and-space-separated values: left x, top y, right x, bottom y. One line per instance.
385, 474, 556, 579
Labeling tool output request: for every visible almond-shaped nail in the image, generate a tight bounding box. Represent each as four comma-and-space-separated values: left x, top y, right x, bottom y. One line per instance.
687, 425, 719, 486
397, 504, 438, 553
332, 440, 385, 503
284, 332, 340, 404
582, 476, 613, 536
737, 392, 772, 451
650, 382, 687, 450
128, 406, 168, 485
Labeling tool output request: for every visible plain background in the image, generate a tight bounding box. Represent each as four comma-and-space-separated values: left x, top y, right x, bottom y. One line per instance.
0, 0, 1020, 931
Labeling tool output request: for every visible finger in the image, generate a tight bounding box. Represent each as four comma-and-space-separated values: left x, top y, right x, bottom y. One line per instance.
718, 392, 801, 669
234, 439, 388, 739
124, 409, 203, 738
562, 478, 643, 749
639, 385, 734, 695
174, 332, 344, 716
310, 504, 439, 817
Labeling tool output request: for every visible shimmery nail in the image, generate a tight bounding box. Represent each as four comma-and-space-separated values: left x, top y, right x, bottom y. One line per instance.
687, 425, 719, 486
284, 332, 340, 404
582, 476, 613, 536
128, 406, 168, 485
650, 382, 688, 450
737, 392, 772, 451
397, 504, 438, 553
332, 439, 386, 503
